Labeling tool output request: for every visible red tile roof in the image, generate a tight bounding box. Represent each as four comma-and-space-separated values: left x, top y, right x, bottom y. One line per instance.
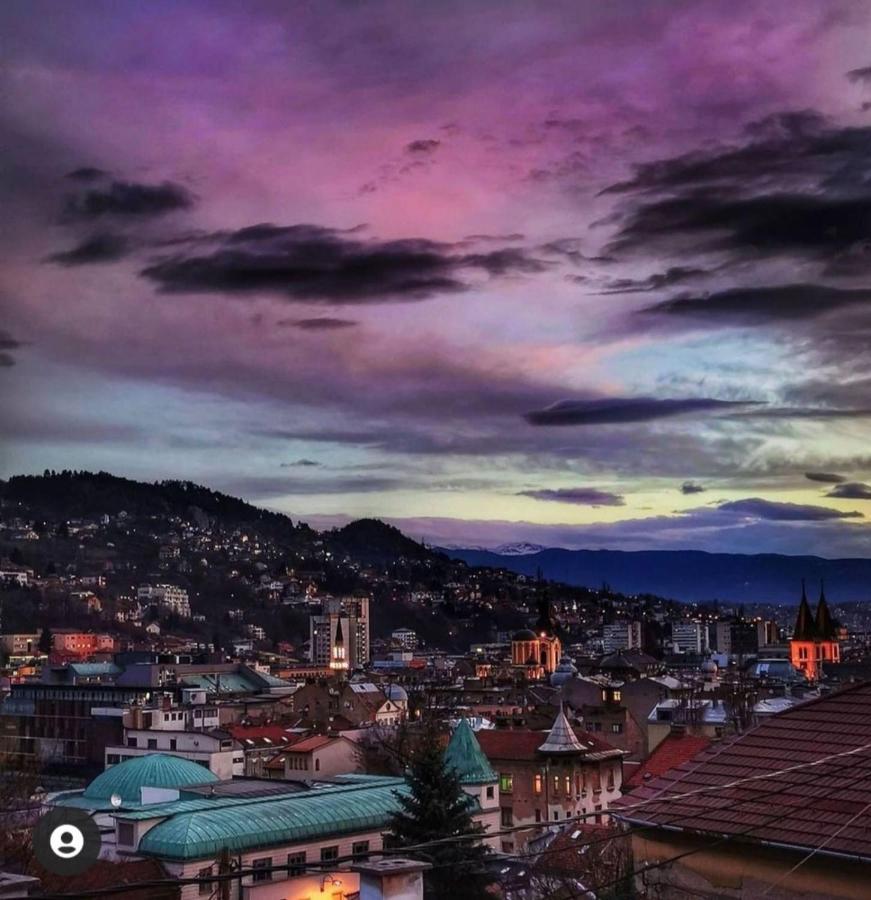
476, 726, 621, 762
227, 723, 301, 744
615, 682, 871, 861
287, 734, 338, 753
624, 732, 711, 790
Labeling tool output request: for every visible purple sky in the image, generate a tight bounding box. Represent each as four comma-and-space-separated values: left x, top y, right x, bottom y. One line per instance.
4, 0, 871, 555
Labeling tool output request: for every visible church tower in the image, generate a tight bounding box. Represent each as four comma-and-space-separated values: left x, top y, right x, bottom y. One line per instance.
789, 581, 840, 680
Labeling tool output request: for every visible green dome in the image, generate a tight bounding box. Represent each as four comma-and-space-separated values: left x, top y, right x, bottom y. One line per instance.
83, 754, 218, 806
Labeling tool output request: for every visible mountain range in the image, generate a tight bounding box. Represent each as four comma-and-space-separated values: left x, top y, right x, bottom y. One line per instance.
445, 546, 871, 605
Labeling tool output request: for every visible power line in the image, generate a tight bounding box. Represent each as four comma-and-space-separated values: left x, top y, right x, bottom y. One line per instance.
31, 739, 871, 898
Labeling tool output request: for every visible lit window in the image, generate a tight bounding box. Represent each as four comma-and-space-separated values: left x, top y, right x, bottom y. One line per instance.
613, 690, 622, 702
534, 774, 543, 794
499, 774, 513, 793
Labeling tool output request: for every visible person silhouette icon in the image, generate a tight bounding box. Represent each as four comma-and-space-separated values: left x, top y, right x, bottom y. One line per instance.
35, 810, 100, 875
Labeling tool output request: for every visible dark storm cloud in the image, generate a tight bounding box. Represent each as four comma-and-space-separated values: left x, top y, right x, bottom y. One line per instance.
280, 459, 321, 467
65, 167, 108, 182
806, 471, 848, 484
604, 111, 842, 196
518, 487, 625, 506
141, 222, 547, 303
405, 139, 440, 154
286, 317, 358, 330
47, 233, 129, 266
608, 192, 871, 260
680, 481, 706, 494
63, 180, 193, 220
601, 266, 709, 294
825, 481, 871, 499
603, 113, 871, 272
846, 66, 871, 84
718, 498, 863, 521
524, 396, 760, 426
643, 284, 871, 324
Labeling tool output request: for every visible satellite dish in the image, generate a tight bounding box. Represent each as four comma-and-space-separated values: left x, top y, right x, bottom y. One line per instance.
110, 793, 123, 809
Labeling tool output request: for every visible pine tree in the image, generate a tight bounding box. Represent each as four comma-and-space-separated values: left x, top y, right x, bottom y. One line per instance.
38, 626, 52, 655
388, 725, 492, 900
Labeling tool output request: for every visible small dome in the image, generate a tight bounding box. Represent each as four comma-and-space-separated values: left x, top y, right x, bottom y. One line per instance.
702, 658, 718, 674
83, 754, 218, 806
512, 629, 537, 641
384, 683, 408, 702
550, 654, 578, 687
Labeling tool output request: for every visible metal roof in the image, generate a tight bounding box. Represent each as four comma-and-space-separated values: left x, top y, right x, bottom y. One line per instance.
444, 718, 497, 785
136, 777, 413, 860
68, 754, 218, 809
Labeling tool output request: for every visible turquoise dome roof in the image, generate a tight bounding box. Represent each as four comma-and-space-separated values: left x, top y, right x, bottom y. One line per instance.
83, 754, 218, 806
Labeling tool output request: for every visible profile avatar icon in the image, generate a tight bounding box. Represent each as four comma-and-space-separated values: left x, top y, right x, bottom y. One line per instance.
49, 824, 85, 859
33, 808, 100, 876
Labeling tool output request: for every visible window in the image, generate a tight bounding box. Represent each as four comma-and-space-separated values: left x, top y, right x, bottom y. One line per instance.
287, 851, 306, 876
352, 841, 370, 861
117, 822, 135, 846
252, 857, 272, 883
485, 785, 494, 799
321, 846, 339, 863
501, 808, 513, 827
499, 773, 513, 793
610, 723, 623, 734
552, 775, 560, 795
315, 757, 320, 771
169, 738, 177, 750
107, 753, 120, 765
564, 775, 571, 796
534, 773, 543, 794
613, 690, 622, 702
534, 808, 541, 823
127, 737, 136, 748
198, 867, 213, 896
147, 738, 157, 750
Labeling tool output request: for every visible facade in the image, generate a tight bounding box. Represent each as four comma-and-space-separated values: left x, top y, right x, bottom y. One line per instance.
52, 630, 117, 659
310, 596, 370, 670
0, 632, 41, 659
106, 728, 240, 779
281, 734, 361, 781
602, 621, 642, 654
671, 621, 708, 654
476, 708, 624, 853
790, 582, 840, 681
138, 584, 191, 618
391, 627, 418, 650
51, 744, 497, 900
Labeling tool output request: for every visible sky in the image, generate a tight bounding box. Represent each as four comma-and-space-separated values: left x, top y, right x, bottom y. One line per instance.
4, 0, 871, 555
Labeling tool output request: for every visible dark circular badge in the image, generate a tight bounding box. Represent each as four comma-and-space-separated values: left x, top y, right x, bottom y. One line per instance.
33, 807, 101, 876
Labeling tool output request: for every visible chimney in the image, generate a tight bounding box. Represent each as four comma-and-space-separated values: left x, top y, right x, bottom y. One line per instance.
353, 859, 430, 900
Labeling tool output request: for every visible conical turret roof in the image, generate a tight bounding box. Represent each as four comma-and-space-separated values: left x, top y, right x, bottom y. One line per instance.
334, 618, 344, 644
793, 580, 816, 641
444, 718, 497, 785
815, 582, 837, 640
538, 706, 585, 754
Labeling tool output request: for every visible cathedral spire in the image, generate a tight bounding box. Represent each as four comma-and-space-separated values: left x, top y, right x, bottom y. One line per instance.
793, 580, 816, 640
815, 581, 836, 640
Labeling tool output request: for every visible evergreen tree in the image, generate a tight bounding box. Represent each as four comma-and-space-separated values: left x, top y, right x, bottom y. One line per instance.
38, 626, 52, 655
388, 724, 492, 900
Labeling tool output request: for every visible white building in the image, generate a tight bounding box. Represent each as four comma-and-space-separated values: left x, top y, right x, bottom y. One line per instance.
138, 583, 191, 617
671, 621, 709, 654
310, 596, 370, 669
391, 628, 418, 650
602, 621, 642, 654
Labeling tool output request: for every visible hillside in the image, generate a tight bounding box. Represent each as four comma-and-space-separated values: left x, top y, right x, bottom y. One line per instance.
446, 546, 871, 604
